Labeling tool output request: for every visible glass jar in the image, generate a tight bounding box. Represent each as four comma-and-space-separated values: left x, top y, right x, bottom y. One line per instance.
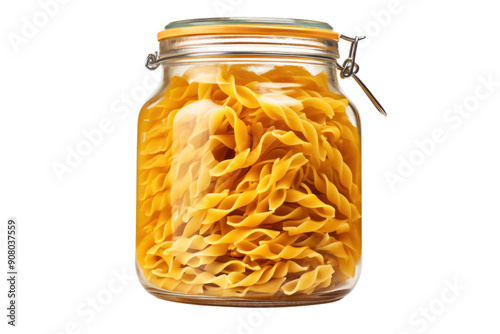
136, 18, 378, 307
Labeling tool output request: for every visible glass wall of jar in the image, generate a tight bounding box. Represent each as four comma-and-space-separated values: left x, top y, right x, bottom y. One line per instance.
136, 18, 362, 307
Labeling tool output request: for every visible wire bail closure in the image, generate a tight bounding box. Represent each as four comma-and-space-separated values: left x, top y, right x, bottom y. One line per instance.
144, 34, 387, 116
337, 34, 387, 116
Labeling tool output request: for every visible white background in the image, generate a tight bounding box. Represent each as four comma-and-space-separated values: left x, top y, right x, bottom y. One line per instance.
1, 0, 499, 333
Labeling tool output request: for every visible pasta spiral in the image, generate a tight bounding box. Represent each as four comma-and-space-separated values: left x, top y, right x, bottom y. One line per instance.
137, 64, 361, 298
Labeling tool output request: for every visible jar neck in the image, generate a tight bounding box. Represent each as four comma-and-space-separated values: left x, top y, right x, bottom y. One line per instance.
158, 34, 339, 65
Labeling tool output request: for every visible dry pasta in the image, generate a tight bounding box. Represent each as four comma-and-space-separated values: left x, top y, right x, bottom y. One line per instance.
136, 64, 361, 297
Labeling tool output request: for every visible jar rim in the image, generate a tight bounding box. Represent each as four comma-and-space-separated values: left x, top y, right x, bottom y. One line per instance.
158, 17, 339, 41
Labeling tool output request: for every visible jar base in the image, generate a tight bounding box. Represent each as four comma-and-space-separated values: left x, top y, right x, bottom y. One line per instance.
136, 262, 354, 307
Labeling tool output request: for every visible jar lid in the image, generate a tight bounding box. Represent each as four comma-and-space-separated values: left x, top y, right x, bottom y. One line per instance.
157, 17, 340, 41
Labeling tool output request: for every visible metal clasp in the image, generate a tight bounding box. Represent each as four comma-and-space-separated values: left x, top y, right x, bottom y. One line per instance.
145, 52, 161, 70
337, 35, 387, 116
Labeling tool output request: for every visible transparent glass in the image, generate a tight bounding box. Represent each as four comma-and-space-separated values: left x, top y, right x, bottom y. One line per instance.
136, 21, 361, 307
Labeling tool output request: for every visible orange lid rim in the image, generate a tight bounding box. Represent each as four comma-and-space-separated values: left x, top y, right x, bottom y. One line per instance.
157, 24, 340, 42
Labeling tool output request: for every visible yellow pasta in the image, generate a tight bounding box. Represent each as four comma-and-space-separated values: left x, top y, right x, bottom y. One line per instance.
136, 64, 361, 298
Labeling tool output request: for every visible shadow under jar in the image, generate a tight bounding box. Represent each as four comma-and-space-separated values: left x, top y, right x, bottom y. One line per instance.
136, 18, 362, 307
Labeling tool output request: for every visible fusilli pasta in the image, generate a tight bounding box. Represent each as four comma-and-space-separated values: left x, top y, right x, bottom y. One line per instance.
137, 64, 361, 297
